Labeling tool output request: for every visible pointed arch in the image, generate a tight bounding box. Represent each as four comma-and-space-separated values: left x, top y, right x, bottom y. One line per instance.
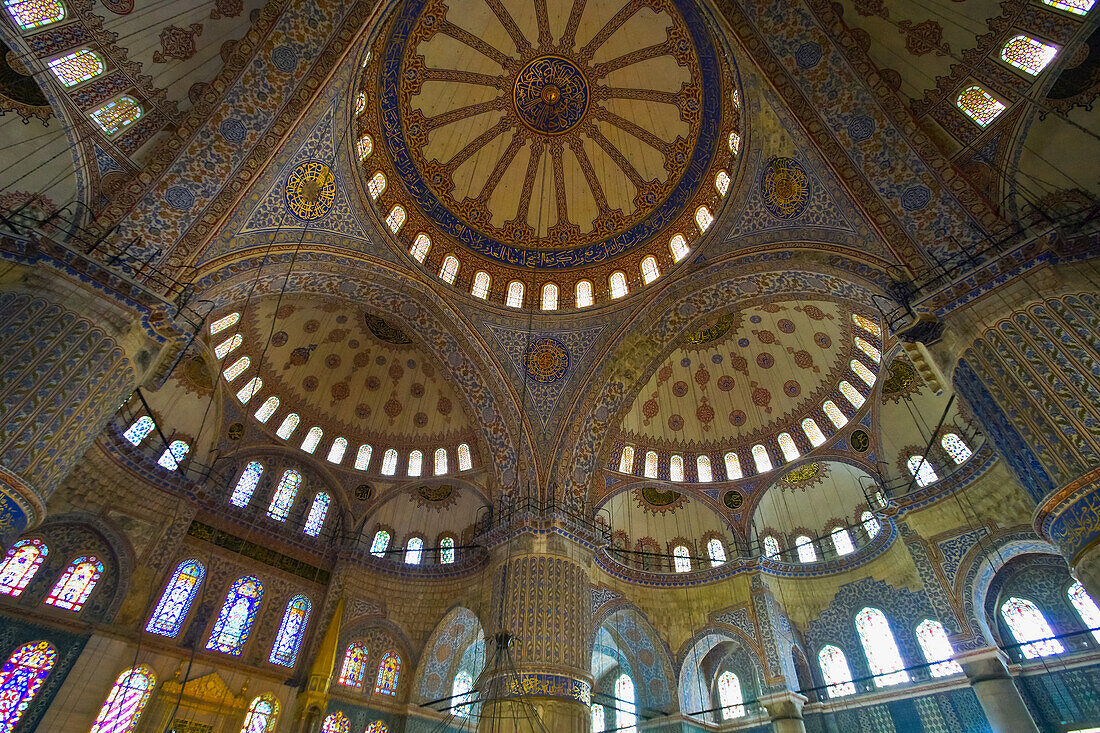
44, 556, 102, 611
338, 642, 368, 687
266, 469, 302, 521
0, 538, 46, 597
375, 651, 401, 695
88, 666, 155, 733
206, 576, 263, 656
269, 595, 311, 666
818, 645, 855, 697
146, 559, 204, 637
855, 607, 909, 686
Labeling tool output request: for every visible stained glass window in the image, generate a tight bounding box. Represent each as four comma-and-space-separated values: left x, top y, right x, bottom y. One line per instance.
301, 426, 323, 454
707, 538, 726, 566
851, 359, 876, 387
763, 535, 780, 559
907, 455, 938, 487
852, 313, 881, 336
941, 433, 972, 464
728, 131, 741, 154
1001, 35, 1057, 75
434, 448, 448, 475
697, 455, 712, 482
326, 438, 347, 464
440, 536, 455, 564
411, 233, 431, 261
276, 413, 299, 439
210, 312, 240, 335
724, 451, 742, 480
575, 279, 594, 307
823, 401, 847, 428
338, 643, 368, 687
236, 377, 263, 404
206, 576, 263, 656
323, 711, 350, 733
856, 607, 909, 686
752, 444, 772, 473
1069, 582, 1100, 644
375, 652, 400, 695
802, 417, 825, 446
717, 670, 744, 719
44, 556, 102, 611
405, 537, 423, 565
619, 446, 635, 473
123, 416, 155, 445
439, 256, 459, 284
370, 530, 390, 557
616, 674, 637, 733
541, 282, 558, 310
640, 256, 660, 285
454, 670, 473, 717
49, 49, 104, 87
670, 454, 684, 481
228, 462, 264, 508
0, 641, 55, 733
158, 440, 190, 470
831, 527, 854, 556
214, 334, 242, 359
506, 281, 524, 308
365, 722, 387, 733
715, 170, 730, 196
471, 271, 491, 299
854, 336, 881, 363
381, 448, 398, 475
146, 560, 204, 637
266, 469, 301, 521
643, 450, 658, 478
673, 545, 691, 573
609, 271, 628, 299
408, 450, 422, 477
1042, 0, 1093, 14
0, 539, 45, 597
818, 645, 855, 698
669, 234, 689, 262
241, 694, 279, 733
89, 666, 155, 733
838, 380, 865, 409
861, 511, 879, 538
357, 134, 374, 160
957, 85, 1006, 127
695, 206, 714, 233
356, 92, 366, 115
457, 443, 472, 471
304, 493, 330, 536
368, 172, 387, 199
386, 205, 406, 234
5, 0, 65, 30
778, 433, 799, 461
254, 396, 279, 423
915, 619, 962, 677
269, 595, 310, 666
355, 444, 373, 470
795, 536, 816, 563
591, 703, 604, 732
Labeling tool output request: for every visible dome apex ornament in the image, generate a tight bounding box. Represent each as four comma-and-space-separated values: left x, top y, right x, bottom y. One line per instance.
285, 161, 336, 220
512, 56, 589, 135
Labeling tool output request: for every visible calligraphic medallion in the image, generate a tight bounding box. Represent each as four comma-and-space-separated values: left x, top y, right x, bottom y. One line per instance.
512, 56, 589, 135
850, 429, 870, 453
523, 338, 569, 383
761, 157, 809, 219
285, 160, 336, 220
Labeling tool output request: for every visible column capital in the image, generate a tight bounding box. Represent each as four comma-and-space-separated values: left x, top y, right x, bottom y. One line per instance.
759, 690, 808, 720
1035, 468, 1100, 564
954, 647, 1012, 682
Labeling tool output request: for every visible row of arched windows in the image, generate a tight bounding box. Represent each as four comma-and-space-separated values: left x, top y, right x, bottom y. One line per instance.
1000, 582, 1100, 659
368, 530, 457, 565
228, 463, 331, 535
592, 673, 637, 733
336, 642, 402, 696
322, 711, 388, 733
0, 538, 102, 611
906, 433, 974, 487
761, 512, 880, 564
123, 415, 192, 471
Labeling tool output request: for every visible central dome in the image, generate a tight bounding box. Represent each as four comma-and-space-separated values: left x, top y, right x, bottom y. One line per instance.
512, 56, 589, 135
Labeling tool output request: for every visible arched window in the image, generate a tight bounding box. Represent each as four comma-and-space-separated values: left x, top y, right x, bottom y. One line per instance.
210, 312, 240, 335
802, 417, 825, 446
214, 333, 242, 359
854, 336, 881, 363
861, 511, 879, 538
439, 256, 459, 284
236, 377, 263, 404
1001, 597, 1064, 658
673, 545, 691, 573
615, 673, 637, 733
855, 607, 909, 687
206, 576, 263, 656
405, 537, 423, 565
778, 433, 799, 461
356, 92, 366, 115
269, 595, 310, 666
591, 703, 605, 732
795, 536, 816, 563
724, 451, 742, 480
619, 445, 635, 473
327, 437, 347, 464
575, 279, 594, 307
254, 396, 279, 422
157, 440, 190, 470
763, 535, 780, 559
852, 313, 881, 336
669, 234, 689, 262
831, 527, 854, 556
0, 641, 56, 731
1001, 35, 1058, 75
453, 670, 473, 717
707, 538, 726, 566
0, 538, 46, 597
276, 413, 300, 439
355, 444, 373, 470
357, 133, 374, 160
434, 448, 448, 475
752, 444, 772, 473
541, 282, 558, 310
823, 400, 847, 428
1069, 582, 1100, 644
366, 722, 387, 733
643, 450, 658, 478
410, 233, 431, 261
375, 652, 401, 695
5, 0, 65, 29
838, 380, 864, 409
640, 256, 660, 284
123, 416, 155, 445
717, 670, 744, 719
669, 454, 684, 481
818, 645, 855, 698
229, 461, 264, 507
90, 96, 142, 135
368, 171, 387, 199
609, 271, 628, 299
941, 433, 972, 465
471, 271, 491, 299
715, 170, 730, 196
146, 560, 204, 637
957, 85, 1006, 127
506, 281, 524, 308
695, 206, 714, 232
907, 456, 938, 487
45, 556, 102, 611
241, 694, 279, 733
381, 448, 398, 475
728, 131, 741, 154
697, 455, 712, 482
370, 530, 390, 557
1042, 0, 1094, 14
266, 469, 302, 521
457, 443, 472, 471
440, 536, 455, 564
915, 619, 962, 677
338, 643, 368, 687
851, 359, 876, 387
322, 711, 350, 733
408, 450, 423, 477
300, 426, 323, 454
304, 492, 330, 537
89, 666, 155, 733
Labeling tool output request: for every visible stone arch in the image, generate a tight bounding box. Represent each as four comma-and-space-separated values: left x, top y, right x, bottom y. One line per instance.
676, 629, 766, 725
591, 604, 677, 714
412, 606, 487, 705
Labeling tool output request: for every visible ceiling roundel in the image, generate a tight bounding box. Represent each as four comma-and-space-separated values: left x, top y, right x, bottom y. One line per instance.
360, 0, 736, 277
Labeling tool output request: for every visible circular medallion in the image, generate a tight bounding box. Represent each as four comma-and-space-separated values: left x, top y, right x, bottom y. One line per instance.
512, 56, 589, 136
523, 338, 569, 383
851, 429, 870, 452
723, 490, 743, 510
761, 157, 809, 219
285, 160, 336, 220
227, 422, 244, 440
354, 484, 374, 501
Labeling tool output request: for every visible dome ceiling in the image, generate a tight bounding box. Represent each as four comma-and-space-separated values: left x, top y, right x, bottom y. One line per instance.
751, 460, 877, 538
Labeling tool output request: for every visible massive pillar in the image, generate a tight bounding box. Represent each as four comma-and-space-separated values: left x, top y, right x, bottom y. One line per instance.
957, 648, 1039, 733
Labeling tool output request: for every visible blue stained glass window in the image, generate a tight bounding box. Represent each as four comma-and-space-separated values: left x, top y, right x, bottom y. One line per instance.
123, 416, 154, 445
230, 461, 264, 507
0, 641, 56, 733
323, 711, 349, 733
206, 576, 263, 656
266, 469, 301, 521
146, 560, 204, 637
269, 595, 310, 667
304, 493, 330, 536
941, 433, 972, 464
0, 538, 47, 597
157, 440, 189, 470
4, 0, 64, 30
1001, 596, 1063, 658
405, 538, 423, 565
